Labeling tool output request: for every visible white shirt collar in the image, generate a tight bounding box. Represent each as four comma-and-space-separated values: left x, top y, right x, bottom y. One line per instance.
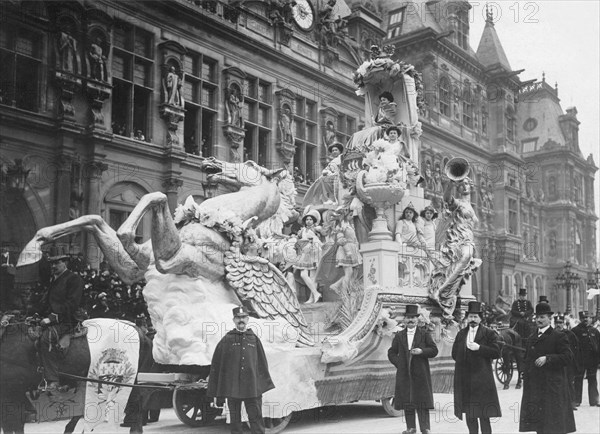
406, 327, 416, 334
538, 325, 550, 335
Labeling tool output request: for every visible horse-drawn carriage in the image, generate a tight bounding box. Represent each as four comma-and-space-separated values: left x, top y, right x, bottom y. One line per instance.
4, 50, 479, 433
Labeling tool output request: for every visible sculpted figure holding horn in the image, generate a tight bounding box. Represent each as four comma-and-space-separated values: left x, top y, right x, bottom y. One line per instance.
429, 158, 482, 321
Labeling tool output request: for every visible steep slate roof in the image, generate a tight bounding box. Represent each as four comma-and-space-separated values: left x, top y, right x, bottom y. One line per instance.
476, 15, 512, 70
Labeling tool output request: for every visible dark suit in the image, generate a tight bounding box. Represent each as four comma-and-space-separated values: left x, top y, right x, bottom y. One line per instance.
571, 322, 600, 405
452, 324, 501, 434
388, 327, 438, 432
519, 327, 576, 433
39, 269, 84, 382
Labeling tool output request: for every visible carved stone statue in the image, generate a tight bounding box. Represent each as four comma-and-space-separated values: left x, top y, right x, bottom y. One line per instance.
279, 107, 294, 143
57, 30, 80, 74
429, 176, 482, 321
88, 37, 107, 81
226, 87, 243, 127
163, 66, 183, 107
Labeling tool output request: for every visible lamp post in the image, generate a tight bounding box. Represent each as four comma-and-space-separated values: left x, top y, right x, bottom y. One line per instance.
556, 261, 580, 314
588, 267, 600, 319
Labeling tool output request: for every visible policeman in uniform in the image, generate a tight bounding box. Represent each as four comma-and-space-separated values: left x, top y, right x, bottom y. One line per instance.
510, 287, 533, 337
571, 311, 600, 407
207, 306, 274, 434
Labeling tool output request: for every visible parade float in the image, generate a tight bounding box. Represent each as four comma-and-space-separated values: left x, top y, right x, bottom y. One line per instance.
17, 45, 479, 433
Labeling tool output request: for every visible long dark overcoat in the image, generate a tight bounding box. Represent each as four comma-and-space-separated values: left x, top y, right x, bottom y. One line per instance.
452, 325, 501, 420
519, 327, 576, 433
207, 328, 274, 399
388, 327, 438, 410
40, 269, 83, 324
571, 323, 600, 369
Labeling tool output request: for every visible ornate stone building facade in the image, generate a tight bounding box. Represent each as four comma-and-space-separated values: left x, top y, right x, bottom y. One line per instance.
0, 0, 597, 314
378, 0, 598, 313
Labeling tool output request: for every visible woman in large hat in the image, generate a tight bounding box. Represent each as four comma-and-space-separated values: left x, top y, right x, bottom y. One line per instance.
293, 208, 323, 303
419, 205, 438, 251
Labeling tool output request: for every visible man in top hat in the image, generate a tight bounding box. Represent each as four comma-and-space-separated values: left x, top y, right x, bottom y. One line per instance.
38, 252, 84, 390
538, 295, 549, 303
452, 301, 501, 434
388, 304, 438, 434
554, 314, 583, 410
519, 303, 576, 433
207, 306, 274, 434
571, 310, 600, 407
510, 288, 534, 337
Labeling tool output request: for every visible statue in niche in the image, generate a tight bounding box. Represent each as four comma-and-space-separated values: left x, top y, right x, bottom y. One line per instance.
226, 86, 243, 128
57, 29, 79, 74
279, 107, 294, 144
548, 232, 557, 257
88, 37, 107, 81
163, 65, 184, 107
323, 121, 336, 149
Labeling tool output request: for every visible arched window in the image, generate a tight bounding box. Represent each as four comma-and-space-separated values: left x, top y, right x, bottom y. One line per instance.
439, 77, 450, 117
104, 182, 151, 243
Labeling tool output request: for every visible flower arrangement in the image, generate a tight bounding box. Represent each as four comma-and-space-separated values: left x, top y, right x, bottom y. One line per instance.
174, 195, 244, 239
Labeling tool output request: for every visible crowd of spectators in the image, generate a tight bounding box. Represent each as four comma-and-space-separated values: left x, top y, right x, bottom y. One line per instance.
27, 254, 152, 327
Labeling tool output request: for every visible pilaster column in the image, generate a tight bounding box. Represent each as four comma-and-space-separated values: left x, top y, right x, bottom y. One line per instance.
162, 178, 183, 214
85, 161, 108, 268
55, 155, 74, 224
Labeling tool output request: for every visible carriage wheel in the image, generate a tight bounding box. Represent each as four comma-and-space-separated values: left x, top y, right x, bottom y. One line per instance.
381, 396, 404, 417
246, 413, 293, 434
172, 388, 222, 427
494, 358, 514, 385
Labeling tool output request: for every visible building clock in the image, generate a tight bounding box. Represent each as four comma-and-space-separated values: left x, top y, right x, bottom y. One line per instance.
292, 0, 315, 31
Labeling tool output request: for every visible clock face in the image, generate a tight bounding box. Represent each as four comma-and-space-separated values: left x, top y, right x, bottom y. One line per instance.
293, 0, 315, 31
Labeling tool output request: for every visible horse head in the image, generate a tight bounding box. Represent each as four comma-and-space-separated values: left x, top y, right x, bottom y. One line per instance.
200, 158, 286, 189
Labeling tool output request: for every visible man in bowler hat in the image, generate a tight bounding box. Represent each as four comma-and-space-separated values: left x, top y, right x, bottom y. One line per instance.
388, 304, 438, 434
519, 303, 576, 433
452, 301, 501, 433
510, 287, 534, 337
207, 306, 274, 434
571, 310, 600, 407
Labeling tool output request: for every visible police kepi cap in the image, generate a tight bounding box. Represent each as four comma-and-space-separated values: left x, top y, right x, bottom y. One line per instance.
232, 306, 249, 317
518, 287, 527, 296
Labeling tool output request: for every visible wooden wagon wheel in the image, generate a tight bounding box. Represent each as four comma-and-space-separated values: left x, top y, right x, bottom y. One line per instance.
381, 396, 404, 417
494, 357, 514, 385
172, 388, 221, 427
247, 413, 293, 434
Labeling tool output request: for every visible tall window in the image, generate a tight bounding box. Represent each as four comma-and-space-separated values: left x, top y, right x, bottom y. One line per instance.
506, 106, 516, 142
387, 9, 404, 38
508, 198, 518, 235
242, 76, 271, 166
455, 9, 469, 50
111, 22, 154, 139
183, 51, 218, 156
439, 77, 450, 117
0, 24, 43, 111
481, 106, 488, 135
462, 89, 473, 128
336, 112, 356, 145
293, 97, 318, 182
